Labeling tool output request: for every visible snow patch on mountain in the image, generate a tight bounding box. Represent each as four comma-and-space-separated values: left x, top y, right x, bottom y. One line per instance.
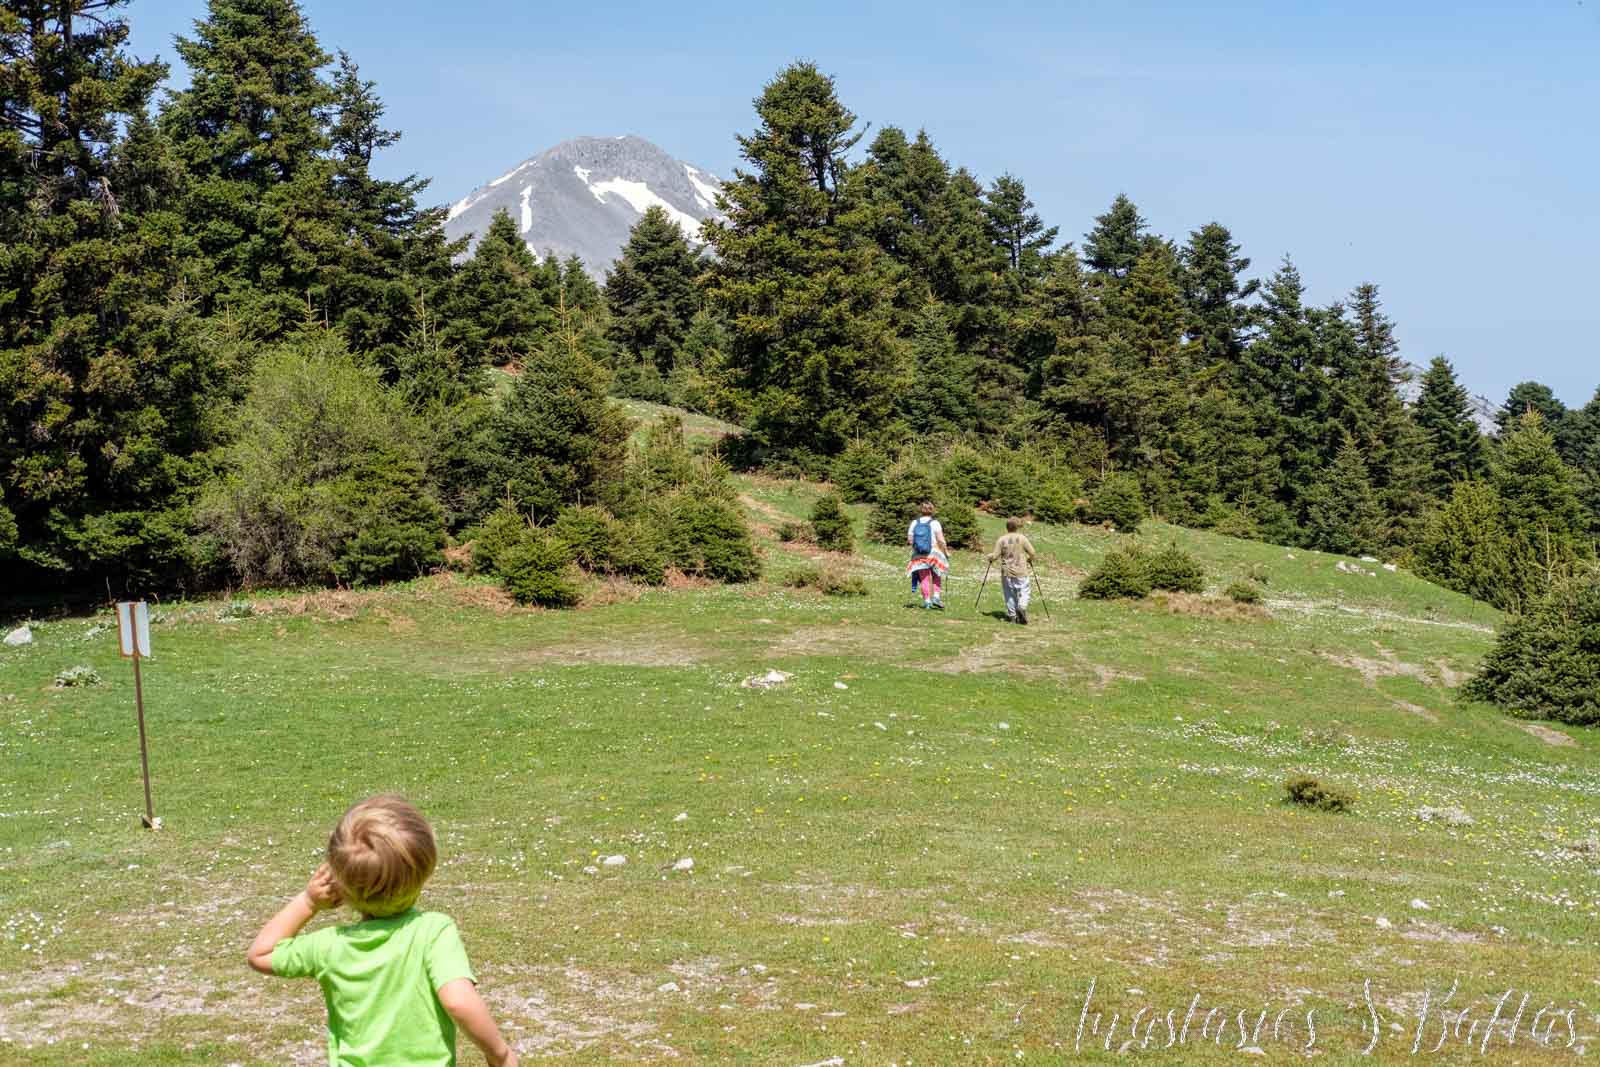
444, 136, 722, 277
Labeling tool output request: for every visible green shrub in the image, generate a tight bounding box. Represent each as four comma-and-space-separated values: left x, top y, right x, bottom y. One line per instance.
613, 519, 667, 585
470, 505, 529, 576
197, 337, 447, 588
1225, 581, 1264, 604
663, 494, 760, 582
777, 521, 813, 544
810, 493, 853, 553
54, 665, 103, 688
1032, 475, 1084, 525
987, 463, 1033, 518
937, 445, 994, 506
784, 562, 868, 597
1464, 569, 1600, 725
1088, 473, 1145, 533
936, 497, 981, 550
1078, 546, 1154, 600
1145, 543, 1205, 594
866, 464, 938, 544
1284, 775, 1355, 813
831, 442, 890, 504
497, 533, 580, 607
552, 505, 622, 572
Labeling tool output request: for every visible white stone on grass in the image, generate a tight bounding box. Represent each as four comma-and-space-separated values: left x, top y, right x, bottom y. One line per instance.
4, 625, 31, 647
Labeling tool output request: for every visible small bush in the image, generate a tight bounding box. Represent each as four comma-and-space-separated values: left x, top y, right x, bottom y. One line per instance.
810, 493, 853, 553
1244, 562, 1270, 586
784, 562, 868, 597
1145, 543, 1205, 594
1464, 568, 1600, 725
552, 505, 623, 572
663, 494, 760, 583
776, 521, 813, 544
832, 442, 890, 503
1088, 473, 1145, 534
612, 519, 668, 585
1284, 775, 1355, 813
497, 533, 580, 607
937, 445, 995, 506
1225, 581, 1264, 604
216, 600, 256, 621
54, 665, 103, 687
1032, 475, 1083, 525
866, 463, 939, 544
1078, 546, 1154, 600
936, 497, 981, 550
470, 505, 529, 576
987, 463, 1033, 518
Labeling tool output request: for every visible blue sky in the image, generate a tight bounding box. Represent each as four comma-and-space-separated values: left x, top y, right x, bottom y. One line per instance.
127, 0, 1600, 407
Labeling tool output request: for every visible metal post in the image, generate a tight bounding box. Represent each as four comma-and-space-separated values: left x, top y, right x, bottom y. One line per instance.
132, 651, 155, 828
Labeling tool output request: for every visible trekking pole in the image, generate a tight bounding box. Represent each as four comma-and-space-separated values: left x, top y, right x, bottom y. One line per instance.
1028, 560, 1052, 621
973, 560, 992, 612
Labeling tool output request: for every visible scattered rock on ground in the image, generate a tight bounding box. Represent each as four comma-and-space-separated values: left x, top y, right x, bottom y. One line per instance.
3, 624, 32, 647
742, 669, 792, 689
1417, 806, 1474, 827
602, 854, 626, 866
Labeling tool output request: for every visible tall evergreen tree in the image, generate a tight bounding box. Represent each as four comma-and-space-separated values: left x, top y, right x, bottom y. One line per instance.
703, 62, 907, 454
1492, 411, 1587, 553
604, 206, 702, 374
438, 209, 554, 366
160, 0, 341, 334
1082, 193, 1148, 279
1302, 436, 1390, 556
1411, 355, 1487, 495
1, 0, 229, 588
982, 173, 1057, 286
1241, 260, 1327, 524
1179, 222, 1257, 367
1496, 381, 1579, 461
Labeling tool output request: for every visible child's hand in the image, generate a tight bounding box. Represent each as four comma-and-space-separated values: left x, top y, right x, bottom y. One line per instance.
305, 863, 342, 912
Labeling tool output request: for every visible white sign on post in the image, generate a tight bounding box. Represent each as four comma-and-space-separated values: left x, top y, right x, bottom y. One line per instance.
116, 601, 151, 658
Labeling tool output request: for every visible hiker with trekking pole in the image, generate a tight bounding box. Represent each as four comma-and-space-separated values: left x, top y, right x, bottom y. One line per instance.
906, 501, 950, 610
979, 517, 1042, 624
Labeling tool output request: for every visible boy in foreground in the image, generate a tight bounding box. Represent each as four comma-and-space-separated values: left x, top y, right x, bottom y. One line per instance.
248, 795, 519, 1067
987, 516, 1037, 624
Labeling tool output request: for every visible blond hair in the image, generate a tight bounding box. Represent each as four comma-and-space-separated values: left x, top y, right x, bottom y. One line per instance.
327, 795, 437, 917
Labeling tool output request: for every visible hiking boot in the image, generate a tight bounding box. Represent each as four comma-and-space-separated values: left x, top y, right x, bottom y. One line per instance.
1017, 608, 1028, 625
931, 597, 944, 610
922, 598, 931, 609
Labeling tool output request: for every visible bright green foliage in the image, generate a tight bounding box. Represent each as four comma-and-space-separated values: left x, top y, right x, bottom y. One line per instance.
1078, 545, 1154, 599
783, 561, 868, 597
703, 62, 908, 455
469, 504, 527, 576
552, 504, 623, 573
1284, 775, 1355, 813
1225, 581, 1264, 604
831, 441, 890, 503
605, 206, 703, 377
809, 493, 853, 552
661, 495, 760, 582
1465, 568, 1600, 725
1413, 481, 1516, 610
1145, 543, 1205, 593
1088, 473, 1145, 534
898, 305, 979, 434
497, 531, 580, 607
197, 333, 444, 587
1412, 356, 1487, 494
1496, 381, 1581, 463
1492, 411, 1587, 552
937, 498, 981, 550
937, 445, 994, 506
867, 463, 938, 544
1302, 438, 1390, 557
476, 305, 631, 523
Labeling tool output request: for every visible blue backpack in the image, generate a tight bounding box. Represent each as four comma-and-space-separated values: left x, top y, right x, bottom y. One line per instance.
912, 517, 934, 555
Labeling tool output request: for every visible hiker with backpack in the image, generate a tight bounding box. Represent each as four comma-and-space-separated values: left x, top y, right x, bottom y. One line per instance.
906, 502, 950, 609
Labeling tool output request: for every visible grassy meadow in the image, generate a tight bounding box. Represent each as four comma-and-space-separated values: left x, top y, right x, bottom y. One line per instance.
1, 470, 1596, 1064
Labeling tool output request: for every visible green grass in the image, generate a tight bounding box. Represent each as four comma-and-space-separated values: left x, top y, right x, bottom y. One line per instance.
2, 478, 1596, 1064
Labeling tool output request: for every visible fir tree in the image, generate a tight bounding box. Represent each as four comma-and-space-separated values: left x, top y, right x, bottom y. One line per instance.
1414, 481, 1516, 609
1302, 437, 1390, 556
1492, 411, 1587, 553
604, 206, 702, 375
1179, 222, 1258, 367
703, 62, 907, 454
440, 209, 555, 366
1496, 381, 1580, 462
1082, 193, 1148, 279
1412, 355, 1487, 494
982, 173, 1057, 286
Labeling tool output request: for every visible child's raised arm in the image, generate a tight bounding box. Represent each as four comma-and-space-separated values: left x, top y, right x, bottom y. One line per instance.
247, 864, 341, 974
437, 978, 519, 1067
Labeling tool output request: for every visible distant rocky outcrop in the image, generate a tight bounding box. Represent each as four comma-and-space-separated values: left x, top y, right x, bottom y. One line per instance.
443, 135, 723, 277
1396, 362, 1499, 433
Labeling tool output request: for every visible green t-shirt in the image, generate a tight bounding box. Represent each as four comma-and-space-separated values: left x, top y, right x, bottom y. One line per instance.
271, 909, 476, 1067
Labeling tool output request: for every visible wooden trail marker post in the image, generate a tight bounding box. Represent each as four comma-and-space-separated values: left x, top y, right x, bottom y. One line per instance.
116, 601, 157, 829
